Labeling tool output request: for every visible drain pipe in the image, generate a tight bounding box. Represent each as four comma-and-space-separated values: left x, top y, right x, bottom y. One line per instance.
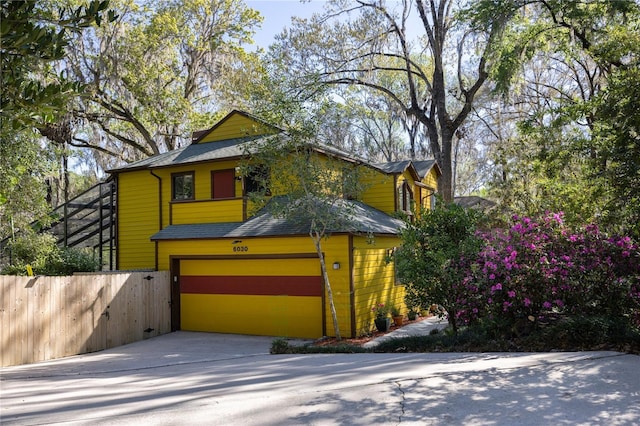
150, 170, 163, 231
150, 170, 163, 271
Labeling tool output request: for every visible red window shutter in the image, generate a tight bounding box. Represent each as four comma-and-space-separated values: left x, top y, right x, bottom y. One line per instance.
212, 169, 235, 199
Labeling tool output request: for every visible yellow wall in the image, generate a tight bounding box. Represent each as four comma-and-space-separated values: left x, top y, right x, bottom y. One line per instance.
117, 160, 245, 269
151, 160, 243, 227
158, 234, 354, 337
412, 167, 439, 214
171, 199, 243, 224
180, 258, 323, 338
360, 171, 395, 214
351, 235, 405, 336
198, 112, 275, 143
181, 294, 321, 337
117, 171, 159, 270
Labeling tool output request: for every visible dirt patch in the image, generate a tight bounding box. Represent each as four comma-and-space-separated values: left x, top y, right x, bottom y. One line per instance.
312, 316, 434, 347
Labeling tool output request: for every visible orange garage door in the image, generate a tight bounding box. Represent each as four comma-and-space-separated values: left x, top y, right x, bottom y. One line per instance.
179, 258, 324, 338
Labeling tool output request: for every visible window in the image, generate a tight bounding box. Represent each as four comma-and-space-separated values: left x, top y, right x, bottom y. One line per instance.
244, 165, 271, 196
211, 169, 236, 199
342, 166, 359, 200
172, 172, 194, 201
398, 182, 413, 213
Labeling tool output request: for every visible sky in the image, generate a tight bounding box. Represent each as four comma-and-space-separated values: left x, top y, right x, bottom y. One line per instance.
246, 0, 328, 48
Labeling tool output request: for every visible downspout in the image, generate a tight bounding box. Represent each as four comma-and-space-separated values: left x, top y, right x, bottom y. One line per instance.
150, 170, 162, 271
349, 235, 356, 338
114, 175, 120, 270
393, 174, 398, 213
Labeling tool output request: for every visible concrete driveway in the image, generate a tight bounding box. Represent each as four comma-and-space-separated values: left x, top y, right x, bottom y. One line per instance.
1, 332, 639, 425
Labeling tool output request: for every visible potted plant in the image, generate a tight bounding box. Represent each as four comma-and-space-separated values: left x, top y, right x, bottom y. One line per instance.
407, 309, 418, 321
371, 303, 391, 332
390, 304, 403, 326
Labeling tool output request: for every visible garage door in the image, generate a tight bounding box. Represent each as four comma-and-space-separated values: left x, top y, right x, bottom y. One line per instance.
179, 258, 324, 338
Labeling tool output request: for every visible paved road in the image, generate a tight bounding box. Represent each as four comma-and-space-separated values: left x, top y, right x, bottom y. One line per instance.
1, 332, 639, 425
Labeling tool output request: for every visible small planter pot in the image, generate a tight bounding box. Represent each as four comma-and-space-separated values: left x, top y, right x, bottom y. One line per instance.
392, 315, 404, 327
374, 317, 391, 332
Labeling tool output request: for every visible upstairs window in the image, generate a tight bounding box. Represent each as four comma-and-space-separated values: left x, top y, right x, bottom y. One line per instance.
211, 169, 236, 199
398, 182, 413, 214
342, 166, 359, 200
244, 165, 271, 196
172, 172, 194, 201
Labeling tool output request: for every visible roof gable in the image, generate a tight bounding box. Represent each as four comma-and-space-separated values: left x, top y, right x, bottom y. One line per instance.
374, 160, 420, 181
194, 110, 281, 144
374, 159, 441, 180
413, 160, 441, 179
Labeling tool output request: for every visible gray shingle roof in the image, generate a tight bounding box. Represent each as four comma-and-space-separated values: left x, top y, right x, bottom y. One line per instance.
412, 160, 437, 179
373, 160, 412, 174
454, 196, 496, 210
373, 160, 438, 179
108, 136, 268, 172
150, 198, 404, 241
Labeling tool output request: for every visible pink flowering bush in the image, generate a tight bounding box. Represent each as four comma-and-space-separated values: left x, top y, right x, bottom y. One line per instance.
456, 212, 640, 334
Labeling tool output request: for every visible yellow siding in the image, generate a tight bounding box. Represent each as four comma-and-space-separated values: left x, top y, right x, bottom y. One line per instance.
198, 112, 276, 143
117, 171, 159, 270
418, 167, 439, 212
425, 167, 438, 210
171, 199, 243, 224
181, 294, 322, 338
158, 234, 353, 337
181, 258, 320, 276
117, 160, 247, 268
424, 167, 438, 189
151, 160, 242, 227
351, 235, 404, 336
360, 171, 395, 214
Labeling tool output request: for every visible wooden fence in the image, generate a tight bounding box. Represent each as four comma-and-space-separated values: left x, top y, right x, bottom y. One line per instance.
0, 271, 171, 367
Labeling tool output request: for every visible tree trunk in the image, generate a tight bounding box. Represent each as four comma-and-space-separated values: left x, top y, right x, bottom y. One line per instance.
438, 133, 454, 202
311, 230, 341, 340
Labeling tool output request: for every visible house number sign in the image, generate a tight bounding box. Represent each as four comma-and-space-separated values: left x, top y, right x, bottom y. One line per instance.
233, 245, 249, 252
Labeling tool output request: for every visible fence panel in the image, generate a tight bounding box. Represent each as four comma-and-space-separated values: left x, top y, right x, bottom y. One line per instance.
0, 271, 171, 367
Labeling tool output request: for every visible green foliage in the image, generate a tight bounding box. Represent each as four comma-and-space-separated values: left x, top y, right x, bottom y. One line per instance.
394, 201, 485, 334
270, 338, 290, 354
270, 338, 368, 354
490, 124, 606, 230
64, 0, 263, 162
480, 0, 640, 237
592, 66, 640, 238
1, 232, 100, 275
0, 129, 54, 237
372, 316, 640, 353
0, 0, 112, 132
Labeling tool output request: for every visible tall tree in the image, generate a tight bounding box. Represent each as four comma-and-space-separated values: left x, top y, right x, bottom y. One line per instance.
0, 0, 112, 238
65, 0, 262, 168
469, 0, 640, 233
1, 0, 112, 134
269, 0, 511, 201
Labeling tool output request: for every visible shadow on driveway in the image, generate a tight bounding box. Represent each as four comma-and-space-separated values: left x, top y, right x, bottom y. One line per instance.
2, 331, 639, 425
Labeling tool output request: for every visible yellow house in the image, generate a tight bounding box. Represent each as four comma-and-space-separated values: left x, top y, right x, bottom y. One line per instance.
109, 111, 441, 338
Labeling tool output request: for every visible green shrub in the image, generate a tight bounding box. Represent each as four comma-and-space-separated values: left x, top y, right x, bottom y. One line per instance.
394, 201, 485, 334
1, 233, 100, 275
270, 338, 290, 354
